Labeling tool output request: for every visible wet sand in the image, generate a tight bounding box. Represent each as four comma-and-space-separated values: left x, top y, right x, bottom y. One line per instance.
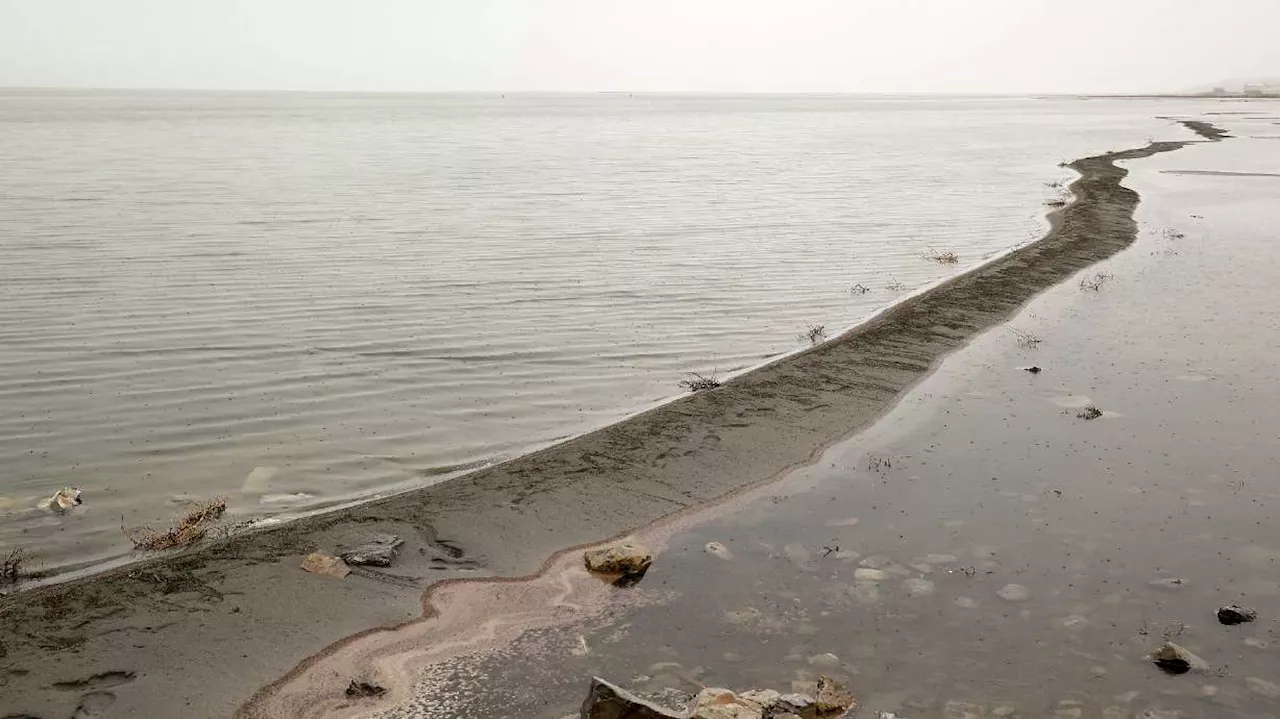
0, 119, 1226, 719
326, 116, 1280, 718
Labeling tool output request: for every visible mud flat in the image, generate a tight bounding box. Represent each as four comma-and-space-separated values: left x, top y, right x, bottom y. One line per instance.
0, 119, 1226, 719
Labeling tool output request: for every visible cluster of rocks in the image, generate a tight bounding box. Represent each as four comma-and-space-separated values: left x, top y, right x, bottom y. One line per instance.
581, 676, 856, 719
300, 534, 406, 578
1148, 604, 1259, 675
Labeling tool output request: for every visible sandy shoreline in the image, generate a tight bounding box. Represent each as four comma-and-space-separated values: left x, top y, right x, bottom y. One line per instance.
0, 119, 1225, 719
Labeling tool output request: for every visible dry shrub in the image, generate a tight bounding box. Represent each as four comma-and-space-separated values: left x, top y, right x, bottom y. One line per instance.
922, 249, 959, 264
799, 324, 827, 345
1, 548, 26, 584
679, 371, 721, 393
1009, 328, 1043, 348
1079, 272, 1113, 291
123, 498, 227, 551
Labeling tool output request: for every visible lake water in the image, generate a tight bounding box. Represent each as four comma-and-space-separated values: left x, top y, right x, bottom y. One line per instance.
0, 91, 1226, 577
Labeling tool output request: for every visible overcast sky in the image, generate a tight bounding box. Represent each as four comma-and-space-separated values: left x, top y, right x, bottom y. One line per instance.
1, 0, 1276, 94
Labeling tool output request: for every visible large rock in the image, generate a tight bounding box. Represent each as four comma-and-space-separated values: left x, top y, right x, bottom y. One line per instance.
580, 677, 683, 718
584, 541, 654, 575
340, 534, 405, 567
688, 688, 764, 719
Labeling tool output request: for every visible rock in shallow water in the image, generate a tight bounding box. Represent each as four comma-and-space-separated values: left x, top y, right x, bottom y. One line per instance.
584, 541, 654, 575
1150, 642, 1210, 674
1216, 604, 1257, 625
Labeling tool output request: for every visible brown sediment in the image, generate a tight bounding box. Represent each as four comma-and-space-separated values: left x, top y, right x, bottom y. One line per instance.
0, 120, 1227, 719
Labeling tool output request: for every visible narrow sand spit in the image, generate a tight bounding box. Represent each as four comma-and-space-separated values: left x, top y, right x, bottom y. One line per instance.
0, 120, 1227, 719
235, 119, 1230, 718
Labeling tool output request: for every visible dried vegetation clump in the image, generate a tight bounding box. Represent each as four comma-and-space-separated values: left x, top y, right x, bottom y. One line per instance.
122, 498, 228, 551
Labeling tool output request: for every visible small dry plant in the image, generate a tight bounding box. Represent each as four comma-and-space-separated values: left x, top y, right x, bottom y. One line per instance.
122, 498, 227, 551
1077, 406, 1103, 420
849, 283, 870, 295
1, 548, 26, 585
1163, 228, 1186, 240
1009, 328, 1043, 348
922, 249, 959, 265
884, 278, 908, 292
1079, 272, 1114, 291
679, 371, 721, 393
799, 324, 827, 345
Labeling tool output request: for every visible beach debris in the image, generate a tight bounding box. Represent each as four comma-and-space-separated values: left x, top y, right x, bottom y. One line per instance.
849, 283, 870, 295
1009, 328, 1042, 348
584, 540, 653, 576
580, 676, 684, 718
44, 486, 83, 513
301, 552, 351, 579
340, 534, 405, 567
1151, 641, 1210, 674
1076, 406, 1103, 420
705, 542, 733, 560
345, 680, 387, 699
121, 498, 227, 551
680, 372, 722, 393
884, 278, 908, 292
921, 249, 959, 265
1022, 366, 1042, 374
1078, 271, 1114, 291
1, 548, 26, 585
997, 584, 1031, 602
1217, 605, 1257, 625
1148, 577, 1187, 590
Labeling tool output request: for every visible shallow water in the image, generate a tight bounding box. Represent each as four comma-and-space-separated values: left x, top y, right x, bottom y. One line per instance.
0, 90, 1254, 577
363, 115, 1280, 718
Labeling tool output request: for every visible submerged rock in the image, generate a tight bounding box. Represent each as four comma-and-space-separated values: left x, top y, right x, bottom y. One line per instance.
1216, 604, 1257, 625
996, 584, 1031, 602
584, 541, 654, 576
340, 534, 405, 567
705, 542, 734, 560
580, 677, 684, 718
1245, 677, 1280, 698
1150, 642, 1210, 674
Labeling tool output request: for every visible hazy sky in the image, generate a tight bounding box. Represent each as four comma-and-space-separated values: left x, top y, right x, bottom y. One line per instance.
1, 0, 1276, 94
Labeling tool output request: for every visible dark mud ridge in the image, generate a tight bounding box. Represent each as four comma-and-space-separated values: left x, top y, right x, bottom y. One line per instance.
0, 119, 1227, 719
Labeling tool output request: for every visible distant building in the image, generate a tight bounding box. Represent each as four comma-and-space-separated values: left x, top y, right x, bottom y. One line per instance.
1242, 83, 1280, 97
1211, 86, 1227, 96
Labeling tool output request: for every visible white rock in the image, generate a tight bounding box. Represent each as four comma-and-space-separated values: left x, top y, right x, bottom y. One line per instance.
854, 568, 888, 582
705, 542, 733, 560
584, 541, 653, 575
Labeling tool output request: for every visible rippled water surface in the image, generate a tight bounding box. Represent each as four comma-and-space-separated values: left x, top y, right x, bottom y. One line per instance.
0, 91, 1230, 575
